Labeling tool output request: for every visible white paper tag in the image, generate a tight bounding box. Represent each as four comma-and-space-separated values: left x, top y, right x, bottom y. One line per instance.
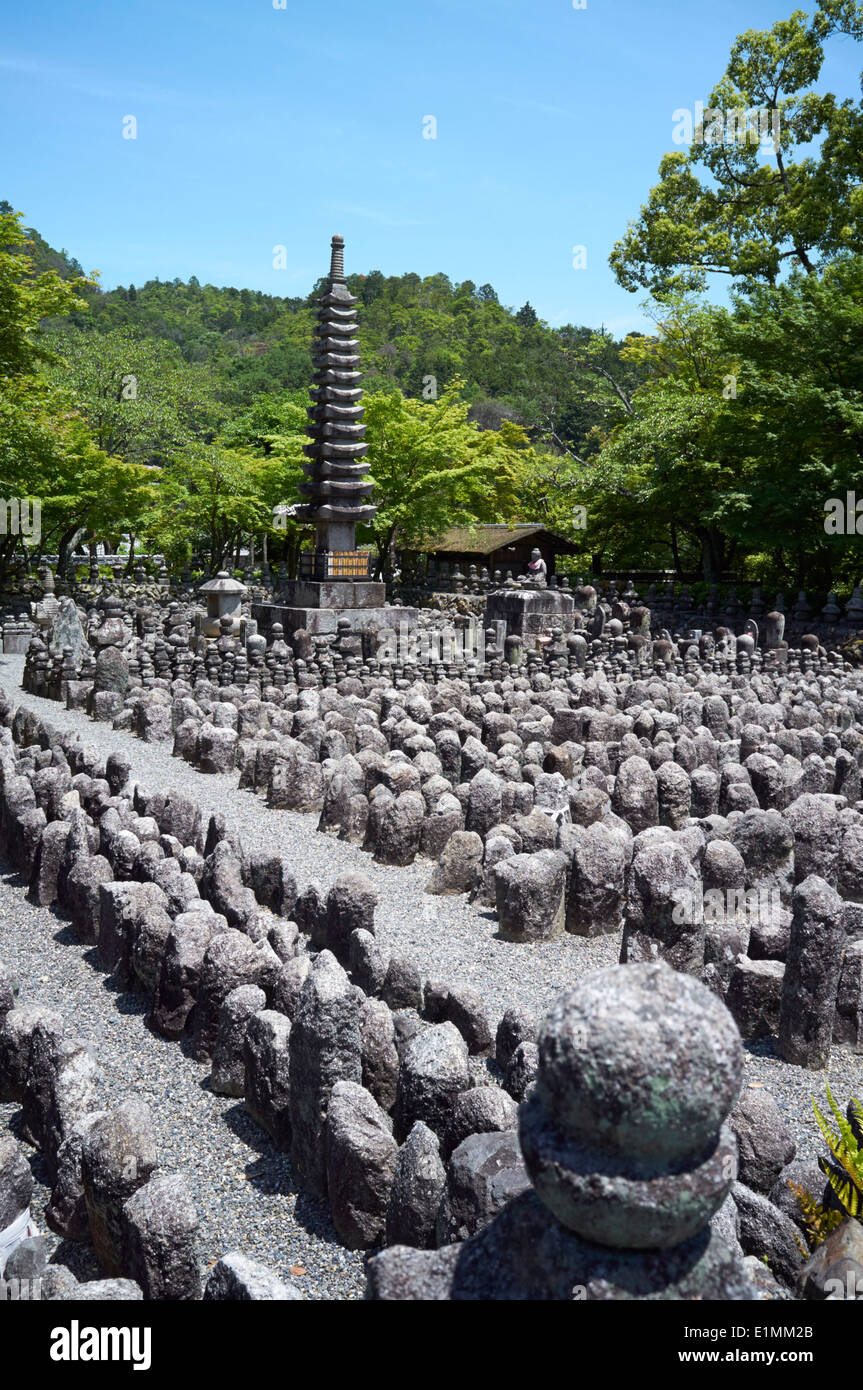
0, 1208, 37, 1277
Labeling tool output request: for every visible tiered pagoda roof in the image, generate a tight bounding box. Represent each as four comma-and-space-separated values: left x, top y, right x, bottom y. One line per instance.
297, 234, 376, 531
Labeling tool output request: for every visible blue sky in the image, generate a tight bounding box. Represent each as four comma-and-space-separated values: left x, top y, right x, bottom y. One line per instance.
1, 0, 859, 334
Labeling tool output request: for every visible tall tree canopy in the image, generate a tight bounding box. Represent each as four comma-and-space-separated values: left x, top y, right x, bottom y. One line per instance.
0, 209, 155, 580
359, 384, 535, 579
610, 0, 863, 294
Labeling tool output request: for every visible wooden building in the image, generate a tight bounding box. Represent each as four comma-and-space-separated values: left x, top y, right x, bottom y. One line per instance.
402, 524, 578, 578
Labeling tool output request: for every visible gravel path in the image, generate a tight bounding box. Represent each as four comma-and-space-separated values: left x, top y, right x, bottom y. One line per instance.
0, 867, 367, 1298
2, 651, 860, 1228
0, 653, 619, 1029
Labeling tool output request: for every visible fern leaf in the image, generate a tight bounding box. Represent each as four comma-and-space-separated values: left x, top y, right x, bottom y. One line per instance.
789, 1182, 844, 1248
813, 1096, 842, 1157
836, 1149, 863, 1193
824, 1166, 859, 1219
827, 1083, 862, 1160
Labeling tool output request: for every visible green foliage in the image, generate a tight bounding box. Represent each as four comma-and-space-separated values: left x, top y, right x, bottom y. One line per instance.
791, 1087, 863, 1250
33, 416, 157, 560
359, 382, 535, 577
712, 256, 863, 591
234, 392, 312, 571
142, 445, 289, 574
788, 1181, 845, 1250
44, 326, 220, 466
586, 257, 863, 589
813, 1086, 863, 1220
0, 209, 155, 580
0, 208, 89, 378
222, 340, 312, 403
610, 1, 863, 294
583, 297, 744, 581
0, 200, 85, 282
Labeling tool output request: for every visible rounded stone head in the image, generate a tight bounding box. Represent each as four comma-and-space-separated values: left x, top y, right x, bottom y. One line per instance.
534, 961, 743, 1165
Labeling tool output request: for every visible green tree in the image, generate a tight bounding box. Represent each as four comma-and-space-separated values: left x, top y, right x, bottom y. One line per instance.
36, 419, 157, 574
712, 255, 863, 590
611, 0, 863, 295
46, 326, 220, 466
586, 299, 745, 583
0, 207, 89, 377
588, 259, 863, 591
360, 382, 533, 579
232, 392, 312, 575
223, 339, 312, 404
0, 208, 154, 580
144, 445, 289, 574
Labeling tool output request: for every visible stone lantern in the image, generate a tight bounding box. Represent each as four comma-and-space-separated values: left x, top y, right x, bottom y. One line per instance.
197, 571, 246, 638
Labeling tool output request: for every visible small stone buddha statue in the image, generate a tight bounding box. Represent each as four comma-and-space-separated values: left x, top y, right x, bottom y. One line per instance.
527, 548, 548, 587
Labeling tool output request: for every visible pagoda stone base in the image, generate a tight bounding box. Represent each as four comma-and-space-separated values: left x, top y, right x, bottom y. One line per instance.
484, 589, 575, 642
278, 579, 386, 610
253, 591, 418, 639
0, 626, 33, 654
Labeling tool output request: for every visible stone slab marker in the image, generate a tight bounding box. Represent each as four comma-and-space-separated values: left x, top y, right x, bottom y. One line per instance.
778, 875, 845, 1069
289, 950, 361, 1199
81, 1099, 158, 1276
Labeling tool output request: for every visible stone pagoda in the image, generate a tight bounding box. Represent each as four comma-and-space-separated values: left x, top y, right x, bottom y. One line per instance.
299, 232, 376, 563
254, 234, 414, 639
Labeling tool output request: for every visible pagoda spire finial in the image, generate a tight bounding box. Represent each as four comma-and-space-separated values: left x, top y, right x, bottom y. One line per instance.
329, 233, 345, 283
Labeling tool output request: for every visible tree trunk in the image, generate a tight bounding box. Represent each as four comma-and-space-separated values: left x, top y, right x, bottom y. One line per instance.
670, 524, 683, 577
209, 521, 220, 575
56, 525, 80, 579
287, 533, 300, 579
377, 526, 398, 584
697, 526, 725, 586
0, 534, 16, 587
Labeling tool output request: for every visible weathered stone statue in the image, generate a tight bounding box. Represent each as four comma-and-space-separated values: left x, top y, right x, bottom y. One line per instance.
366, 962, 757, 1300
527, 548, 547, 587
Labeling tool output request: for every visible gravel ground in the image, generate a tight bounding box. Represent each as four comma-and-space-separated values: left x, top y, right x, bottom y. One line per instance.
0, 652, 620, 1028
1, 648, 860, 1267
0, 866, 367, 1298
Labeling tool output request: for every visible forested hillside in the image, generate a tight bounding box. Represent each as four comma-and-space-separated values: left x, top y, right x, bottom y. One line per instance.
2, 1, 861, 598
50, 239, 637, 458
